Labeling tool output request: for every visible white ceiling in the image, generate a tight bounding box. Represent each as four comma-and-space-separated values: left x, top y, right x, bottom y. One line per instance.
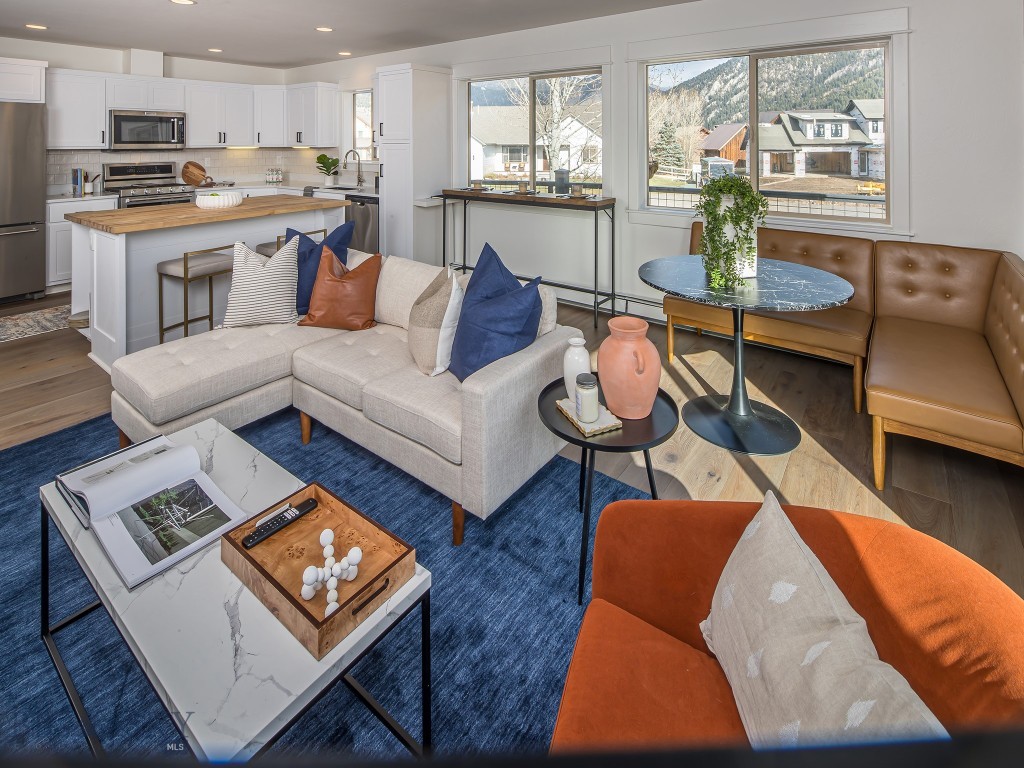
0, 0, 696, 68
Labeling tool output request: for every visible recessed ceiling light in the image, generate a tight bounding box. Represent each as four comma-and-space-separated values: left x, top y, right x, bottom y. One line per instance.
170, 0, 197, 5
25, 23, 48, 30
315, 27, 333, 32
208, 48, 222, 52
338, 51, 351, 56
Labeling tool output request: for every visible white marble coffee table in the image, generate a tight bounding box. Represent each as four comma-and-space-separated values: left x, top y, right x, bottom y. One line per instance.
40, 418, 432, 761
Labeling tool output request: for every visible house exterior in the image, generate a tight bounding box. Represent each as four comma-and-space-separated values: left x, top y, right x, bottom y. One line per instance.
701, 123, 748, 166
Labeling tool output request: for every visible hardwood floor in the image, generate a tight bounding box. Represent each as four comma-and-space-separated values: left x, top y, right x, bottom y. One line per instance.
556, 304, 1024, 597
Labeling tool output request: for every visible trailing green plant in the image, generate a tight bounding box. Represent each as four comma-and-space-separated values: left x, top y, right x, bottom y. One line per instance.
695, 175, 768, 289
315, 153, 340, 178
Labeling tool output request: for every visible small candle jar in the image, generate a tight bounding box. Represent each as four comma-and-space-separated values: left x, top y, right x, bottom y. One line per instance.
575, 373, 599, 424
570, 183, 584, 197
518, 181, 529, 193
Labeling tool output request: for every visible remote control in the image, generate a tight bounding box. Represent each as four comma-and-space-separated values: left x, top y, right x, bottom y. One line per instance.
242, 498, 318, 549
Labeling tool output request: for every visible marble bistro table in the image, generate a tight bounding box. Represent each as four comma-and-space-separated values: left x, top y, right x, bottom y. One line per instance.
639, 255, 854, 455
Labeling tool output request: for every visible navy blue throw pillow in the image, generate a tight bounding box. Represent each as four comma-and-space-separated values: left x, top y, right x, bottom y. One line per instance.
449, 243, 542, 382
288, 221, 355, 315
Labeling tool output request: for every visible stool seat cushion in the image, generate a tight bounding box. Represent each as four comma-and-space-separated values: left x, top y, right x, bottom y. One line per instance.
254, 242, 279, 258
157, 251, 233, 279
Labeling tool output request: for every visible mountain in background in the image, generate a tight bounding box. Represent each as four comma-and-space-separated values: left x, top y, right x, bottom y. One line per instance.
673, 48, 885, 128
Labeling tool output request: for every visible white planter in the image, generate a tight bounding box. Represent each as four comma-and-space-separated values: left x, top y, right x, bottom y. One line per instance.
563, 337, 591, 404
710, 195, 757, 279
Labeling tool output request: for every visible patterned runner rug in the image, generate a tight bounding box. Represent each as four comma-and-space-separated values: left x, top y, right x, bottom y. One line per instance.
0, 304, 71, 342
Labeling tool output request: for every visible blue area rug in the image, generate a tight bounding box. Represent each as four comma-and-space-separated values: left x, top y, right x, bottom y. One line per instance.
1, 408, 648, 759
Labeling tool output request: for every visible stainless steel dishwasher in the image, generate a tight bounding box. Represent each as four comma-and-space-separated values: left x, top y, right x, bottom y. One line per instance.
346, 195, 379, 254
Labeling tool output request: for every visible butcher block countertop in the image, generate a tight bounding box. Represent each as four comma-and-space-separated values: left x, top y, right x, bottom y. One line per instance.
64, 194, 350, 234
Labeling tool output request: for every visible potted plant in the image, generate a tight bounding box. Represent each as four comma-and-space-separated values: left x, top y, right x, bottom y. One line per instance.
315, 153, 340, 180
694, 174, 768, 289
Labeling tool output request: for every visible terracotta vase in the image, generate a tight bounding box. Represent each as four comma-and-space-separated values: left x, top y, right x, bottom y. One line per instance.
597, 317, 661, 419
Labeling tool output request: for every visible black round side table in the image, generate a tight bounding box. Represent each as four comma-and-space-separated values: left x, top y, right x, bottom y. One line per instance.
538, 377, 679, 604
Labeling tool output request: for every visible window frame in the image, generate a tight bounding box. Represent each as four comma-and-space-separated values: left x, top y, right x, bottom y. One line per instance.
352, 89, 374, 161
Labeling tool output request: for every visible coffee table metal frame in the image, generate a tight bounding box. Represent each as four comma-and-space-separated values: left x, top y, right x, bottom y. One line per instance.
537, 378, 679, 604
39, 432, 432, 760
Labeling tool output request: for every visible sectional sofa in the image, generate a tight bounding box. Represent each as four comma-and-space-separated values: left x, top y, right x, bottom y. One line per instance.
111, 250, 580, 544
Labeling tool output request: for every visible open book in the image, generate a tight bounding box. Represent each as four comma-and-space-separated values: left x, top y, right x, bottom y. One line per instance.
56, 436, 245, 589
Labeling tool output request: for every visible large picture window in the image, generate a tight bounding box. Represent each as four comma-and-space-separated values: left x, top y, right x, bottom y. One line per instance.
470, 70, 602, 192
646, 42, 889, 221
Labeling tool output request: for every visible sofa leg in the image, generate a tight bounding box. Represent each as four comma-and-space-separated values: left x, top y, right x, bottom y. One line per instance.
853, 357, 864, 414
872, 415, 886, 490
452, 501, 465, 546
299, 411, 312, 445
666, 316, 674, 363
118, 429, 131, 449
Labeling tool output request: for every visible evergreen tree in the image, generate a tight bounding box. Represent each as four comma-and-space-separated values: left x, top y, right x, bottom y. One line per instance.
652, 120, 686, 169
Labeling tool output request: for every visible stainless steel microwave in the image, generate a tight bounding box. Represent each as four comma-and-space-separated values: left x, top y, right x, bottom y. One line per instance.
108, 110, 186, 150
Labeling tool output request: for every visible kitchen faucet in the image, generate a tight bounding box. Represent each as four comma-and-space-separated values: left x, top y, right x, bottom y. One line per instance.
342, 150, 364, 186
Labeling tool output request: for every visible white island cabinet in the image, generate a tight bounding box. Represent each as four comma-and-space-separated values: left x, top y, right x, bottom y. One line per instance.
65, 195, 348, 371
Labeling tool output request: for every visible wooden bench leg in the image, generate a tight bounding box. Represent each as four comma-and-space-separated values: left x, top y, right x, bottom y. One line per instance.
872, 415, 886, 490
300, 411, 312, 445
118, 429, 131, 449
666, 315, 674, 363
452, 501, 465, 546
853, 356, 864, 414
695, 326, 702, 336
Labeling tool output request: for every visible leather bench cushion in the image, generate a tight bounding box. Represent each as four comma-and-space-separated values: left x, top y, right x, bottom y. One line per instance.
362, 366, 463, 464
111, 324, 341, 425
866, 316, 1022, 452
986, 255, 1024, 427
291, 325, 411, 411
550, 598, 746, 752
664, 295, 732, 330
746, 306, 872, 358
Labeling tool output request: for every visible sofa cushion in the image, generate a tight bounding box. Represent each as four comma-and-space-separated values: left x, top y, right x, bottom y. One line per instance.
111, 324, 341, 425
866, 316, 1023, 452
747, 306, 872, 358
375, 256, 444, 330
362, 366, 463, 464
291, 325, 411, 410
551, 598, 746, 751
408, 267, 464, 376
288, 221, 355, 315
458, 273, 558, 338
299, 249, 381, 331
222, 239, 300, 328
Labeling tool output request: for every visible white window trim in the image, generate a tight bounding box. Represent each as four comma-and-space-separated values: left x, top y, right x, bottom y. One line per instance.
627, 8, 911, 237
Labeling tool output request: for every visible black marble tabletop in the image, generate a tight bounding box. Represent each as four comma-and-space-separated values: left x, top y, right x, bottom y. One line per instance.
638, 255, 854, 312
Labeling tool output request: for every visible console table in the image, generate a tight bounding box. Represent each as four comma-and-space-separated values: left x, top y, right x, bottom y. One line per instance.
439, 188, 616, 326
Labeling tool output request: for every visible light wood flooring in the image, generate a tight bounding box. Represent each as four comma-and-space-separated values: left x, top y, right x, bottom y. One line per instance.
556, 304, 1024, 597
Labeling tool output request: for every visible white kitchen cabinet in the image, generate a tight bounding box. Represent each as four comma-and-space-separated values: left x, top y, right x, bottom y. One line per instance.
287, 83, 339, 147
376, 69, 412, 143
312, 189, 348, 233
46, 71, 108, 148
107, 77, 186, 112
149, 81, 186, 111
186, 84, 254, 147
255, 86, 287, 147
0, 58, 46, 102
378, 143, 413, 259
46, 197, 118, 287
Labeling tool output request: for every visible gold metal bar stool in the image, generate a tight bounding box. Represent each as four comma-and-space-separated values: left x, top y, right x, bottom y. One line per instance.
157, 243, 235, 343
254, 228, 326, 257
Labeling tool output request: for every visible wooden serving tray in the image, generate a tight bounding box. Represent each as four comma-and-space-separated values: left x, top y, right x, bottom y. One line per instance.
221, 483, 415, 659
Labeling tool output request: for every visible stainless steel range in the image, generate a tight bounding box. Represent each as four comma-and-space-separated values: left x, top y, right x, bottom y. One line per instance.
103, 162, 195, 208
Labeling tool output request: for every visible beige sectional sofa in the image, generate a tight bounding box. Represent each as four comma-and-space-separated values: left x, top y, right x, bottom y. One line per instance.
111, 250, 579, 544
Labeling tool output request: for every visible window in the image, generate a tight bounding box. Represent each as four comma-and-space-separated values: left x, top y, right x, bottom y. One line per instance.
469, 70, 602, 192
353, 90, 373, 161
645, 41, 888, 221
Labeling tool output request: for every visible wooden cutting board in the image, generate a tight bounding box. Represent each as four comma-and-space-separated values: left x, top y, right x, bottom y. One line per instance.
181, 160, 209, 187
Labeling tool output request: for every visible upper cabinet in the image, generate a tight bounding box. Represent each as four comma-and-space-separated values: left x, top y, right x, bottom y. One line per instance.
185, 84, 254, 147
286, 83, 339, 148
255, 86, 287, 147
0, 58, 46, 103
107, 77, 185, 111
376, 69, 412, 143
46, 71, 107, 149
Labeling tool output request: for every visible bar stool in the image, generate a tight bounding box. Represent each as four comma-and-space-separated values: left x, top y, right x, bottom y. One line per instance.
157, 243, 235, 343
254, 228, 326, 257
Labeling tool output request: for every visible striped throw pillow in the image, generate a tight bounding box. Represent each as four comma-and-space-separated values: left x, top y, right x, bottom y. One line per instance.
222, 238, 300, 327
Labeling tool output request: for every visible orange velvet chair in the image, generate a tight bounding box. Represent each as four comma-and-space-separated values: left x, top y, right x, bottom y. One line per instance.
550, 500, 1024, 752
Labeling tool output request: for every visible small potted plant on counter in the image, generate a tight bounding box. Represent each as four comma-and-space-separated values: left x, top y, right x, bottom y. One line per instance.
695, 174, 768, 289
316, 154, 340, 180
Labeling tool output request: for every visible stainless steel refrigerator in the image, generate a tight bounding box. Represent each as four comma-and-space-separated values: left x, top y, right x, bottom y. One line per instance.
0, 102, 46, 300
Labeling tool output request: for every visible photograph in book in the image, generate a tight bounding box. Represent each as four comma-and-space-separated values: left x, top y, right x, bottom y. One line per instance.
117, 479, 231, 565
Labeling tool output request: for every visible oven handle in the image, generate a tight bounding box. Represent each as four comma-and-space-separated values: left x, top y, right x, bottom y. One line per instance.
0, 227, 40, 237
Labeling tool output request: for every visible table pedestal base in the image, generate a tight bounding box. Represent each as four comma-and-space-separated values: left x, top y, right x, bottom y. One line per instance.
683, 395, 801, 455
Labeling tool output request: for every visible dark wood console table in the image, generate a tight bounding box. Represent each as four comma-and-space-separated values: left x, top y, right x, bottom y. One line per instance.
439, 188, 616, 326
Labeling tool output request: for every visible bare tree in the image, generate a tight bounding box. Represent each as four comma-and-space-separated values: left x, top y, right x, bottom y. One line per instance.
648, 85, 707, 173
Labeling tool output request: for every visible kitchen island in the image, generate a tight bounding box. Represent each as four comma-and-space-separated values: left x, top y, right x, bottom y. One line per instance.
66, 195, 348, 372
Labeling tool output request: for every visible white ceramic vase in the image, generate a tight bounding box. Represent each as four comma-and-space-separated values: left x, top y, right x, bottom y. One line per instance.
717, 195, 757, 279
563, 337, 591, 403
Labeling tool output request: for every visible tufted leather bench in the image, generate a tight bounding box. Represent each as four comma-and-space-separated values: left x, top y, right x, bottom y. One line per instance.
664, 223, 875, 411
866, 243, 1024, 488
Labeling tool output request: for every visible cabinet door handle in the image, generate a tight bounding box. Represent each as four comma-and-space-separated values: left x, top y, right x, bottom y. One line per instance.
257, 131, 260, 144
299, 131, 303, 143
379, 122, 383, 137
0, 228, 39, 237
101, 130, 105, 145
379, 163, 383, 179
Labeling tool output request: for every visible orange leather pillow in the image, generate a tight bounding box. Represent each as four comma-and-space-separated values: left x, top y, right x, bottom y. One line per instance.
299, 247, 381, 330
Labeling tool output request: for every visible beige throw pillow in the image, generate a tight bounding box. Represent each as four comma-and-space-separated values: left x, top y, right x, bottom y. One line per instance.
222, 238, 299, 327
701, 491, 948, 748
408, 267, 464, 375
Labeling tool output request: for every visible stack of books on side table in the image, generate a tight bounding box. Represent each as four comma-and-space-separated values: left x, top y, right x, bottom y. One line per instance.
555, 398, 623, 438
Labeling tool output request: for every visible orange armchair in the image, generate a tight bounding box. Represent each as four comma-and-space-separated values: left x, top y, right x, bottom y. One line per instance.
550, 500, 1024, 752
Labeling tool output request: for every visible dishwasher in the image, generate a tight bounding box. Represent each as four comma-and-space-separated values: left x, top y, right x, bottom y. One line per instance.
346, 195, 379, 254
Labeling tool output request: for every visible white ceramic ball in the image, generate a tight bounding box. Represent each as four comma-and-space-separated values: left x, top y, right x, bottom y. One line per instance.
300, 584, 316, 600
314, 580, 323, 590
324, 556, 336, 569
347, 547, 363, 566
323, 544, 335, 558
325, 602, 339, 618
327, 589, 338, 603
320, 529, 335, 547
302, 565, 318, 586
317, 567, 325, 583
326, 576, 338, 590
331, 563, 342, 578
345, 565, 358, 582
338, 557, 350, 570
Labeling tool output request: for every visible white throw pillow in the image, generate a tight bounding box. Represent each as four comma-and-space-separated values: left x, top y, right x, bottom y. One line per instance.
222, 239, 299, 328
408, 267, 465, 376
701, 491, 948, 748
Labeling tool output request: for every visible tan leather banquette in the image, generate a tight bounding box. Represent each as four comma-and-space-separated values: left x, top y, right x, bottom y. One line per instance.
665, 223, 875, 411
867, 243, 1024, 488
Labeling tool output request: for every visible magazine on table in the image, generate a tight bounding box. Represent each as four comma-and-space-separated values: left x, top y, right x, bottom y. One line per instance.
55, 436, 245, 589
